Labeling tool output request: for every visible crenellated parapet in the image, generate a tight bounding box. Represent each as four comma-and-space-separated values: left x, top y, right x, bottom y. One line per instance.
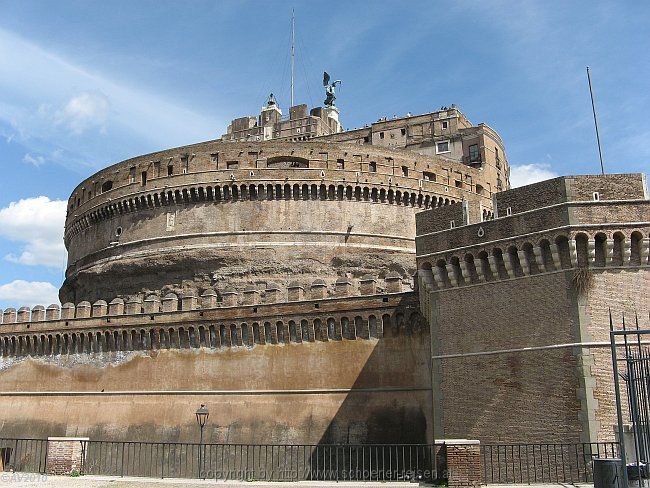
417, 226, 650, 291
0, 277, 425, 358
415, 174, 649, 291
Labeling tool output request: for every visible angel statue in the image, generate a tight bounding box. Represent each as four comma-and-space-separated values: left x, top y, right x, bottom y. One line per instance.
323, 71, 341, 107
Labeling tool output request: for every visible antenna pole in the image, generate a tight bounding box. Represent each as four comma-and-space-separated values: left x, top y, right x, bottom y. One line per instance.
290, 9, 295, 108
586, 66, 605, 174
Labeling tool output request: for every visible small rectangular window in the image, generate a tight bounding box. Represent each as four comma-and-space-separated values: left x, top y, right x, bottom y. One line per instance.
401, 166, 409, 177
181, 156, 189, 174
442, 121, 448, 129
210, 153, 219, 164
379, 132, 385, 139
593, 192, 600, 201
153, 161, 161, 177
369, 161, 377, 172
455, 180, 463, 188
226, 161, 239, 169
141, 171, 147, 186
400, 128, 406, 136
469, 144, 480, 162
423, 171, 436, 181
506, 207, 512, 216
167, 165, 174, 176
450, 220, 455, 229
436, 141, 450, 153
337, 159, 344, 170
363, 136, 370, 143
129, 167, 136, 183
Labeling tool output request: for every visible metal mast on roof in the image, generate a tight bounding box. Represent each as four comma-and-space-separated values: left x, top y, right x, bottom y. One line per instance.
290, 9, 295, 108
586, 66, 605, 175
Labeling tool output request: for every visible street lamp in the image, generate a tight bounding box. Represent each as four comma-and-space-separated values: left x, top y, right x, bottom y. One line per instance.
195, 404, 209, 478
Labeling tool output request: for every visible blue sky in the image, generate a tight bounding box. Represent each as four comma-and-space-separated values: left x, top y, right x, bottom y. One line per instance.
0, 0, 648, 308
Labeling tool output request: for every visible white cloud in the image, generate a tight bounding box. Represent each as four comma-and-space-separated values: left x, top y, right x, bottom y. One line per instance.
0, 197, 67, 268
22, 153, 46, 166
54, 91, 110, 135
509, 163, 559, 188
0, 280, 59, 307
0, 27, 225, 169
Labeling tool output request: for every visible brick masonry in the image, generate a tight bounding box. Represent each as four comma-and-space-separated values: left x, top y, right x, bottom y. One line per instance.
417, 174, 649, 443
45, 437, 88, 475
444, 441, 482, 488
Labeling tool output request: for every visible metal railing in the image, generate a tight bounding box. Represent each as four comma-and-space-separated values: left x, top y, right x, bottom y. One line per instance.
80, 441, 439, 481
0, 438, 48, 474
481, 442, 619, 484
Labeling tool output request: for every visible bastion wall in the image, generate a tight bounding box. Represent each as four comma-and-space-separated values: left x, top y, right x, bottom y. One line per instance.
0, 281, 433, 444
416, 174, 650, 443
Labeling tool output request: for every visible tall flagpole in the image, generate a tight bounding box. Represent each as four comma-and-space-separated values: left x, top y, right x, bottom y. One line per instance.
586, 66, 605, 175
290, 9, 295, 108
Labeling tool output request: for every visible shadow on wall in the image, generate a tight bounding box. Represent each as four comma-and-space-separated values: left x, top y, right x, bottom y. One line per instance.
306, 294, 433, 478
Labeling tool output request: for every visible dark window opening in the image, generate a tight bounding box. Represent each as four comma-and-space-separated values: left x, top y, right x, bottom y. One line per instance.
101, 181, 113, 193
442, 121, 448, 129
226, 161, 239, 169
141, 171, 147, 186
401, 166, 409, 177
167, 165, 174, 176
400, 128, 406, 136
379, 132, 385, 139
469, 144, 480, 162
336, 159, 344, 169
363, 136, 370, 143
455, 180, 463, 188
423, 171, 435, 181
369, 161, 377, 172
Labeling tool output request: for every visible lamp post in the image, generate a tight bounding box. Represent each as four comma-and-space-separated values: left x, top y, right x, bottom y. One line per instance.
195, 404, 209, 479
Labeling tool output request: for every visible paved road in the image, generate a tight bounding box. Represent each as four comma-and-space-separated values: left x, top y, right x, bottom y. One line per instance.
0, 473, 417, 487
0, 473, 600, 488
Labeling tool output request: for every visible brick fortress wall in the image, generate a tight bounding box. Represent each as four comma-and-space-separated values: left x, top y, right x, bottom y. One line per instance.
416, 174, 649, 443
0, 279, 433, 445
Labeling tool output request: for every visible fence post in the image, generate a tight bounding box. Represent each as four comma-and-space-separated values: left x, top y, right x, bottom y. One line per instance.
439, 439, 482, 488
45, 437, 89, 475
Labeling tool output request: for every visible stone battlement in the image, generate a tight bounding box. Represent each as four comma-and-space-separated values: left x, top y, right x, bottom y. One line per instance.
415, 174, 649, 290
0, 289, 423, 359
4, 274, 407, 326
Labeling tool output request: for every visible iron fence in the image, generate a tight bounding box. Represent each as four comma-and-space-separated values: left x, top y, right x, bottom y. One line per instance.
481, 442, 620, 484
0, 438, 48, 474
80, 441, 440, 481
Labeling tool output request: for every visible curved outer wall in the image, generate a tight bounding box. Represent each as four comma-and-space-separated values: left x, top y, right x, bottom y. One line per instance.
62, 141, 494, 303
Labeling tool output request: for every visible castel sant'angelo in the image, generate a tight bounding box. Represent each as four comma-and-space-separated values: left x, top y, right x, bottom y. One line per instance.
0, 80, 648, 449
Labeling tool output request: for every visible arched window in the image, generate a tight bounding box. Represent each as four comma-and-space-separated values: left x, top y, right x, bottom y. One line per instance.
575, 233, 589, 267
630, 231, 644, 265
314, 319, 325, 341
369, 315, 378, 338
594, 233, 607, 267
327, 318, 336, 340
612, 232, 625, 266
